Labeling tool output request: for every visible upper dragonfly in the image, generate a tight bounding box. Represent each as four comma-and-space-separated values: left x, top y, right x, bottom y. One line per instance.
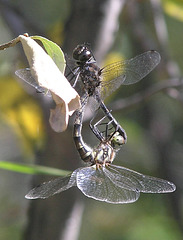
16, 44, 161, 102
68, 44, 161, 102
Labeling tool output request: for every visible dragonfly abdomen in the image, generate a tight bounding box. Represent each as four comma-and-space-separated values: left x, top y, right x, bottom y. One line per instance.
73, 123, 94, 163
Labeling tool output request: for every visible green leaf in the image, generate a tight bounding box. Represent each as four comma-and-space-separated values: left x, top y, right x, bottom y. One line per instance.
31, 36, 66, 73
0, 161, 71, 176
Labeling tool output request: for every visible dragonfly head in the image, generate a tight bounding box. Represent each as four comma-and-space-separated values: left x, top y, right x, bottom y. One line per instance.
73, 44, 94, 64
110, 132, 125, 150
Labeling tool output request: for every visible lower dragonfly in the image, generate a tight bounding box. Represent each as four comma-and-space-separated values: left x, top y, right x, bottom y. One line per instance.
25, 100, 176, 203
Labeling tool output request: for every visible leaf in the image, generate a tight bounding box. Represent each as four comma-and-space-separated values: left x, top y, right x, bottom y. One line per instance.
31, 35, 66, 73
18, 35, 80, 132
0, 34, 81, 132
0, 161, 71, 176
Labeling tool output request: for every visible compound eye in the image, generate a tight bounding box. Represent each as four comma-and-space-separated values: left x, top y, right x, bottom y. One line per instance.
115, 136, 124, 145
111, 133, 125, 148
73, 45, 92, 62
79, 50, 92, 62
73, 45, 84, 60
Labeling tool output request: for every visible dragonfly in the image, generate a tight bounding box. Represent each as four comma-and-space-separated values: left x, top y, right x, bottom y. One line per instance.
16, 44, 161, 106
68, 44, 161, 100
67, 44, 161, 137
26, 110, 176, 204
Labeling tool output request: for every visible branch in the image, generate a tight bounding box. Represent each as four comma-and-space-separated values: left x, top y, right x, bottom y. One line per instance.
150, 0, 181, 77
94, 0, 125, 64
109, 78, 183, 112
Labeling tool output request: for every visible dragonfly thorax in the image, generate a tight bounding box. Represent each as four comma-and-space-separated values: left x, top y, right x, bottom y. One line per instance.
72, 44, 102, 96
79, 63, 101, 96
93, 142, 116, 166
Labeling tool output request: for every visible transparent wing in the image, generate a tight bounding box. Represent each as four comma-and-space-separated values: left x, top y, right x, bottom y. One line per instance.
25, 170, 78, 199
15, 68, 52, 97
76, 166, 140, 204
106, 165, 176, 193
101, 51, 161, 99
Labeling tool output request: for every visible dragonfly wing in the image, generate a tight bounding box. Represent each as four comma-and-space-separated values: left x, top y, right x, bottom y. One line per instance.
16, 68, 42, 91
76, 166, 139, 204
122, 50, 161, 85
15, 68, 52, 97
107, 165, 176, 193
101, 51, 161, 100
25, 170, 77, 199
100, 75, 126, 100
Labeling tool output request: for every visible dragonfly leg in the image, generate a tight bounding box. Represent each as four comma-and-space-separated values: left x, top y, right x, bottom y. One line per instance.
104, 119, 115, 140
72, 71, 80, 88
90, 111, 117, 142
65, 65, 80, 87
89, 110, 104, 141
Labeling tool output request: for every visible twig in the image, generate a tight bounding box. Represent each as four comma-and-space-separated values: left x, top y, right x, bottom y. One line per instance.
94, 0, 125, 64
109, 78, 183, 112
83, 78, 183, 122
150, 0, 180, 77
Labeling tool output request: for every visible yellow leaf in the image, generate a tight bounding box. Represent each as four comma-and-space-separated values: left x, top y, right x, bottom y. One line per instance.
162, 0, 183, 22
0, 76, 45, 155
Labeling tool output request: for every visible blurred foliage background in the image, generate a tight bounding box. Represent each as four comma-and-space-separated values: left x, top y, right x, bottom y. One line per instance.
0, 0, 183, 239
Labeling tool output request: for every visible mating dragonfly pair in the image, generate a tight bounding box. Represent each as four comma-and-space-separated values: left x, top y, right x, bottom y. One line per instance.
16, 44, 176, 203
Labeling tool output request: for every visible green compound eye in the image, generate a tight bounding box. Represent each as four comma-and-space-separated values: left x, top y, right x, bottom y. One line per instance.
111, 132, 125, 148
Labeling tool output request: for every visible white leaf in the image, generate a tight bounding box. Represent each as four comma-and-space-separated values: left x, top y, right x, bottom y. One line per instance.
18, 34, 80, 132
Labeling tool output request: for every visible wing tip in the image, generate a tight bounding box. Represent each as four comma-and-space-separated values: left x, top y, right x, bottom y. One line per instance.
25, 193, 34, 199
150, 50, 161, 62
25, 191, 38, 199
169, 182, 176, 192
